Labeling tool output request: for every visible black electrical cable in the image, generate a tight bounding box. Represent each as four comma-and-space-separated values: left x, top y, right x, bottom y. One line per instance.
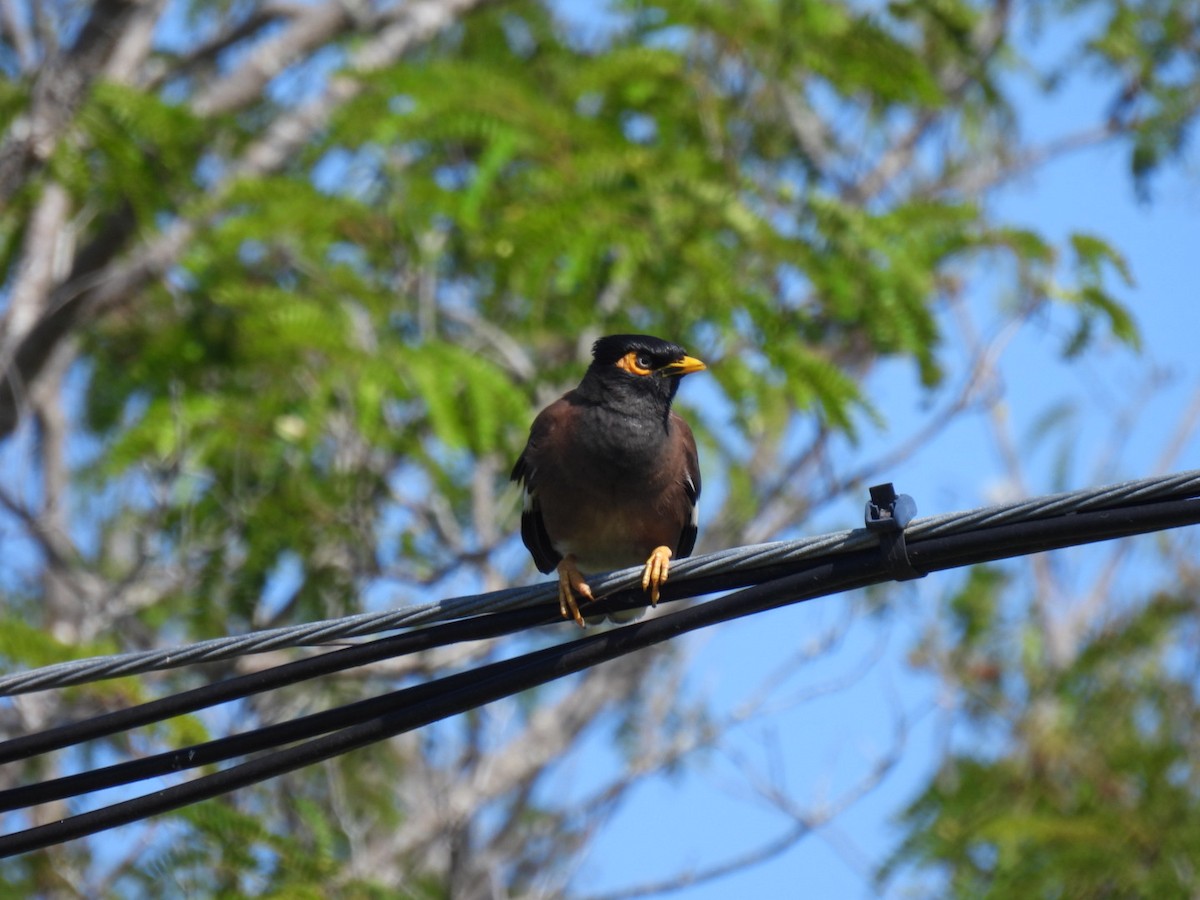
0, 537, 884, 764
0, 547, 850, 812
0, 552, 824, 766
906, 496, 1200, 570
0, 611, 566, 811
1, 492, 1197, 857
0, 602, 561, 766
0, 560, 877, 858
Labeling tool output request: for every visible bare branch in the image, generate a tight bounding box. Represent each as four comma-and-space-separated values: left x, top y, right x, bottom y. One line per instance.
1062, 380, 1200, 647
1, 181, 72, 350
776, 85, 839, 173
0, 0, 141, 203
191, 0, 355, 117
846, 110, 937, 204
0, 212, 190, 438
943, 122, 1125, 199
583, 696, 914, 900
392, 653, 657, 859
15, 335, 113, 648
442, 304, 538, 382
590, 819, 816, 900
142, 6, 283, 91
103, 0, 168, 84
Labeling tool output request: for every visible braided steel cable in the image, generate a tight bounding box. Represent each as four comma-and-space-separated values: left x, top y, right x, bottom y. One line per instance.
1, 468, 1198, 696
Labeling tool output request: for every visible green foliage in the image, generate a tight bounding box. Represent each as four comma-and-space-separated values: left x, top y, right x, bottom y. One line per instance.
0, 615, 116, 670
52, 82, 207, 226
406, 341, 530, 453
0, 81, 32, 269
1062, 232, 1140, 355
1072, 0, 1200, 195
123, 795, 393, 898
0, 616, 213, 748
888, 592, 1200, 896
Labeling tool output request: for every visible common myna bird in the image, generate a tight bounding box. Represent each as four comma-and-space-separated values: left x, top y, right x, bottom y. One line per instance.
511, 334, 707, 626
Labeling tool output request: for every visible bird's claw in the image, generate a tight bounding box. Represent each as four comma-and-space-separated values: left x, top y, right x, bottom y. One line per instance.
641, 546, 672, 607
556, 556, 594, 628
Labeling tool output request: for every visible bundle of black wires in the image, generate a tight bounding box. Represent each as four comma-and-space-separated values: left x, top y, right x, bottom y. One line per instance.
1, 473, 1198, 856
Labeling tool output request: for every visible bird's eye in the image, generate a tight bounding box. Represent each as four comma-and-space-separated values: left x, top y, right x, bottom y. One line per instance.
618, 350, 655, 376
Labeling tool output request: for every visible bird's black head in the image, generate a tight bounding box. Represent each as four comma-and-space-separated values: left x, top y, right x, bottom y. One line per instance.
580, 334, 707, 407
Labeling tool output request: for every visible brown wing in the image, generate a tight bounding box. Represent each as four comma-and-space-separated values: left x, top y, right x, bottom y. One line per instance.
672, 411, 701, 559
510, 398, 569, 574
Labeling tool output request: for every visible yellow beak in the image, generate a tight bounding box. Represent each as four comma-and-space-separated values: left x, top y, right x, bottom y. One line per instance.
660, 355, 707, 377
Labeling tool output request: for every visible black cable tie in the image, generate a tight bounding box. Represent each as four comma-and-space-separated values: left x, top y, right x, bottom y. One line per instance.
864, 482, 923, 581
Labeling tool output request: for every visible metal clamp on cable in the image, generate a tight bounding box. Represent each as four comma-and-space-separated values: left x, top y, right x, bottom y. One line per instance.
864, 483, 922, 581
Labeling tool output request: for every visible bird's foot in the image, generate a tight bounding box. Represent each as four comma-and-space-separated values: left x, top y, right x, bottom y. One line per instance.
556, 556, 594, 627
641, 546, 673, 607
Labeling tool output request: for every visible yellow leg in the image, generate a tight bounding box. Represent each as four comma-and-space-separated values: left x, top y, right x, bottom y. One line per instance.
556, 555, 594, 628
641, 546, 672, 606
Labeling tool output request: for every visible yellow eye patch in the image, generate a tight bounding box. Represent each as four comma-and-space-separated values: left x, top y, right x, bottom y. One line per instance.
615, 350, 654, 376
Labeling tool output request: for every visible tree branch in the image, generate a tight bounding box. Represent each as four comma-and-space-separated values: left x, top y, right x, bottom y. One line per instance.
0, 0, 141, 203
191, 0, 356, 117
